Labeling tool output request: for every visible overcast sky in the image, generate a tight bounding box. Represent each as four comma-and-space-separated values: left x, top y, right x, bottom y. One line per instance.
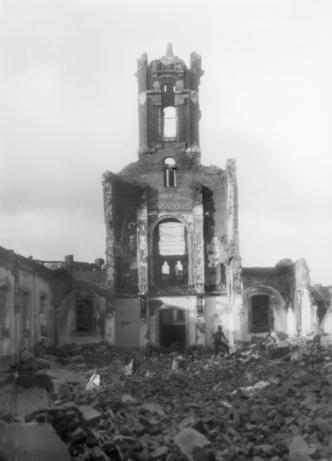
1, 0, 331, 285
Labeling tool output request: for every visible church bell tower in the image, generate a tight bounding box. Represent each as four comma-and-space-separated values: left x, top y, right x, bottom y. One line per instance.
136, 43, 204, 154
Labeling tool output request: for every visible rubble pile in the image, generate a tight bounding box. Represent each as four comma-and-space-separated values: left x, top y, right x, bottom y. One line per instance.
1, 331, 332, 461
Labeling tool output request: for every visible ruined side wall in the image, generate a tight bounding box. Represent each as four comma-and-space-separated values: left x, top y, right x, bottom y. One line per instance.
294, 258, 314, 336
57, 287, 106, 347
242, 267, 295, 338
0, 248, 54, 369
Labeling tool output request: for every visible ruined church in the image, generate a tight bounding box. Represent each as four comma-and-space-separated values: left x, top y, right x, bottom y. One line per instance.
0, 44, 330, 370
101, 44, 325, 350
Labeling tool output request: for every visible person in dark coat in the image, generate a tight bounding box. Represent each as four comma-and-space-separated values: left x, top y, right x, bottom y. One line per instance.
185, 344, 204, 361
213, 325, 230, 358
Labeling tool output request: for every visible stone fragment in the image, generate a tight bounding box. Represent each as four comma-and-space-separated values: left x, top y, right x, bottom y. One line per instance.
50, 360, 61, 369
312, 417, 332, 433
70, 346, 82, 355
68, 427, 86, 444
78, 405, 101, 426
270, 346, 290, 359
313, 332, 323, 342
276, 340, 289, 347
139, 402, 165, 417
178, 414, 198, 431
20, 349, 35, 363
86, 372, 100, 390
290, 347, 301, 362
68, 355, 84, 363
174, 428, 210, 461
21, 351, 38, 371
122, 393, 136, 403
212, 382, 223, 391
16, 385, 52, 418
0, 375, 16, 417
150, 446, 169, 459
52, 379, 70, 395
289, 435, 311, 461
276, 331, 289, 340
320, 335, 332, 349
125, 415, 145, 434
0, 423, 72, 461
34, 341, 47, 357
251, 336, 265, 343
327, 373, 332, 386
65, 362, 85, 372
36, 357, 53, 369
35, 368, 80, 383
237, 381, 270, 396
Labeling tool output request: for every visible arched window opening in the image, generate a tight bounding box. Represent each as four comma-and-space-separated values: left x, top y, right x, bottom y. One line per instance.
163, 106, 176, 138
250, 295, 271, 333
0, 286, 10, 336
153, 219, 188, 288
164, 157, 176, 187
22, 291, 30, 336
76, 299, 95, 333
40, 295, 47, 337
175, 261, 183, 280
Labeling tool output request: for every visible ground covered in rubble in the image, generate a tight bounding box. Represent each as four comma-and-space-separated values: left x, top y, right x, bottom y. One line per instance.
1, 333, 332, 461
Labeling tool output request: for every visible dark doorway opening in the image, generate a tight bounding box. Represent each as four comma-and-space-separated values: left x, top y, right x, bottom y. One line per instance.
159, 308, 186, 351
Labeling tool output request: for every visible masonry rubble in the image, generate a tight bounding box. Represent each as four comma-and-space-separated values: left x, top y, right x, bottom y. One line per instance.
1, 330, 332, 460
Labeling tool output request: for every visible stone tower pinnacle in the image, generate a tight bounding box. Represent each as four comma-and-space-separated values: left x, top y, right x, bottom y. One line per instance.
166, 43, 174, 58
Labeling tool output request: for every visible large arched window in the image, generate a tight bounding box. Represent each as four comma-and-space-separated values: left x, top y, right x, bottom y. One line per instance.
22, 290, 31, 336
163, 106, 176, 138
0, 285, 10, 337
153, 219, 188, 287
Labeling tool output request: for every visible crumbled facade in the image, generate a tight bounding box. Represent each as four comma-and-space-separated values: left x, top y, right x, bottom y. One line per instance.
1, 45, 329, 369
102, 44, 324, 350
0, 248, 108, 370
102, 44, 245, 350
242, 258, 317, 339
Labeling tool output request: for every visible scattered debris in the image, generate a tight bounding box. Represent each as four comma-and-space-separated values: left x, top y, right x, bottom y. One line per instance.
1, 333, 332, 460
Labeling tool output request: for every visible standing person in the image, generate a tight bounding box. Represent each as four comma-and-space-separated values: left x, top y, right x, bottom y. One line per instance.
213, 325, 230, 358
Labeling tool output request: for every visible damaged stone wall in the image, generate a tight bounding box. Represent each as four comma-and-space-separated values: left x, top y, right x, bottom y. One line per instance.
241, 258, 315, 340
102, 45, 242, 350
0, 246, 110, 370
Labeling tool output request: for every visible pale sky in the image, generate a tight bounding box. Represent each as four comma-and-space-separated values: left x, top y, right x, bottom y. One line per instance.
1, 0, 331, 285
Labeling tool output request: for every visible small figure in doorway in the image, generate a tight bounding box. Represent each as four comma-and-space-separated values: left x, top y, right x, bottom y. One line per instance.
213, 325, 230, 358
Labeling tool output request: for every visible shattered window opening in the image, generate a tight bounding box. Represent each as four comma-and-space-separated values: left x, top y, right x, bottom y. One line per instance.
153, 219, 188, 288
159, 221, 185, 256
0, 286, 10, 335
